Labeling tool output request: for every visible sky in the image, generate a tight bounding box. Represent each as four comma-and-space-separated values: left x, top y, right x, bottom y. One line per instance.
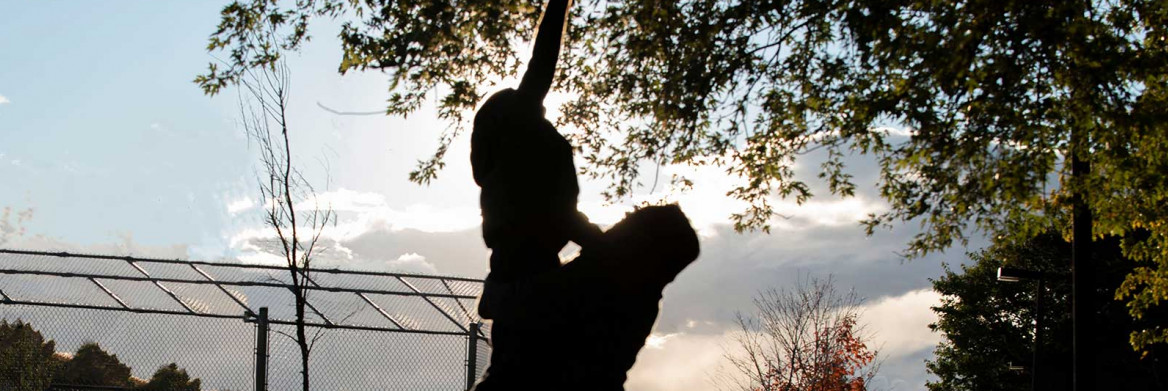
0, 2, 989, 390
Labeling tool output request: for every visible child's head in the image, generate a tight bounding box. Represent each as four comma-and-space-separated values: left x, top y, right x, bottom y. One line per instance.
470, 88, 544, 186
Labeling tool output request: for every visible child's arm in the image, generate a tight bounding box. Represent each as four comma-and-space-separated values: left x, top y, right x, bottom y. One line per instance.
517, 0, 572, 103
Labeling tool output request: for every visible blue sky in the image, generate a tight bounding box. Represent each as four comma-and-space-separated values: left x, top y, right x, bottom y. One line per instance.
0, 2, 987, 390
1, 1, 246, 246
1, 1, 479, 253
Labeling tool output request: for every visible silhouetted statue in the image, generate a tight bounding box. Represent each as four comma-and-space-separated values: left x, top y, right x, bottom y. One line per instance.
471, 0, 602, 319
476, 205, 699, 390
470, 0, 701, 389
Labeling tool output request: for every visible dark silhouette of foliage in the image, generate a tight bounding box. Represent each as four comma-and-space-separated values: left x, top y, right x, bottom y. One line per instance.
135, 363, 201, 391
928, 232, 1168, 390
0, 322, 206, 390
199, 0, 1168, 351
52, 343, 132, 387
0, 319, 59, 390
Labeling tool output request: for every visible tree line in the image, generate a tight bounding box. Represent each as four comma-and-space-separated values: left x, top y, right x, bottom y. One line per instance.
0, 320, 201, 391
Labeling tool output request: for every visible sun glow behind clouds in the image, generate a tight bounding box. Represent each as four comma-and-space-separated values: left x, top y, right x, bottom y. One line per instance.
577, 161, 888, 237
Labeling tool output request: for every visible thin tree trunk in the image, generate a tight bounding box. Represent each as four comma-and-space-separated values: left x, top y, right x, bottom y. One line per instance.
297, 293, 310, 391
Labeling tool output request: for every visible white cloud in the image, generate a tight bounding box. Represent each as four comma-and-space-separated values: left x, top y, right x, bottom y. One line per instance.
861, 288, 943, 360
296, 188, 481, 235
0, 94, 9, 105
644, 332, 681, 350
223, 188, 482, 264
235, 251, 286, 266
577, 161, 886, 237
225, 196, 255, 215
219, 188, 488, 276
385, 252, 438, 274
874, 125, 915, 137
625, 331, 735, 391
300, 188, 388, 212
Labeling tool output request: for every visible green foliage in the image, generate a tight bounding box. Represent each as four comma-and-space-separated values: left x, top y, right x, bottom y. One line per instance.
0, 319, 60, 391
135, 363, 201, 391
0, 322, 204, 390
53, 343, 132, 387
199, 0, 1168, 350
927, 232, 1168, 390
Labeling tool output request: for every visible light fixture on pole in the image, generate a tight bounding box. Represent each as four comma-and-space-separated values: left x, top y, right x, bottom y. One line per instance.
997, 267, 1047, 282
997, 266, 1058, 391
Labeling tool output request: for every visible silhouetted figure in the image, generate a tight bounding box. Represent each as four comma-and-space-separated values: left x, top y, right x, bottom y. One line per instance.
471, 0, 601, 320
475, 205, 699, 390
470, 1, 701, 389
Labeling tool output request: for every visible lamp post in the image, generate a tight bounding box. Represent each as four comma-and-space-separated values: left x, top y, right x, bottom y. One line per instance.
997, 267, 1054, 391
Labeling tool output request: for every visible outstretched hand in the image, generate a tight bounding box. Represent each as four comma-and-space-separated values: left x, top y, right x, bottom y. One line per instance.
517, 0, 572, 103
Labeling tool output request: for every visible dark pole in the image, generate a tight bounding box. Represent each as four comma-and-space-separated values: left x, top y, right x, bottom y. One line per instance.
466, 322, 480, 390
1033, 279, 1044, 391
256, 307, 270, 391
1071, 131, 1094, 390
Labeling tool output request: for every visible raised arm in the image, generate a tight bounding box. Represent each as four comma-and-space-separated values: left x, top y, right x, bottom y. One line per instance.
517, 0, 572, 103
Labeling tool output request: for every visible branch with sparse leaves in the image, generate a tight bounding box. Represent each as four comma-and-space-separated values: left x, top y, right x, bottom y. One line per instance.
718, 276, 879, 391
238, 58, 335, 391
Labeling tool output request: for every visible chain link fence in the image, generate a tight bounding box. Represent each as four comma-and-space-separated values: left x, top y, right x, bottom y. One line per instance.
0, 249, 489, 391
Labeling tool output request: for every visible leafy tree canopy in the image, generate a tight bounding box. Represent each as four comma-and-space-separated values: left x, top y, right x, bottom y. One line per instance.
0, 319, 59, 390
136, 363, 202, 391
198, 0, 1168, 349
53, 342, 133, 387
927, 232, 1168, 390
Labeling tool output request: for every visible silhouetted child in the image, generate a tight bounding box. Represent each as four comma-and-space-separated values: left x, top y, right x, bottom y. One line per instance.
470, 0, 601, 320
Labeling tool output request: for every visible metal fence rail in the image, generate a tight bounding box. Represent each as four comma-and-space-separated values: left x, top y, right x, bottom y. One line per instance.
0, 249, 490, 391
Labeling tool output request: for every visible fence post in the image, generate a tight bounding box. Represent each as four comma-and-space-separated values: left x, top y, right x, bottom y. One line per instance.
256, 307, 269, 391
466, 322, 480, 390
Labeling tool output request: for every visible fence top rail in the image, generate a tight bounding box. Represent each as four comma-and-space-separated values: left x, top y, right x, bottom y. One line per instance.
0, 248, 484, 282
0, 268, 478, 299
0, 248, 485, 334
0, 299, 473, 336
